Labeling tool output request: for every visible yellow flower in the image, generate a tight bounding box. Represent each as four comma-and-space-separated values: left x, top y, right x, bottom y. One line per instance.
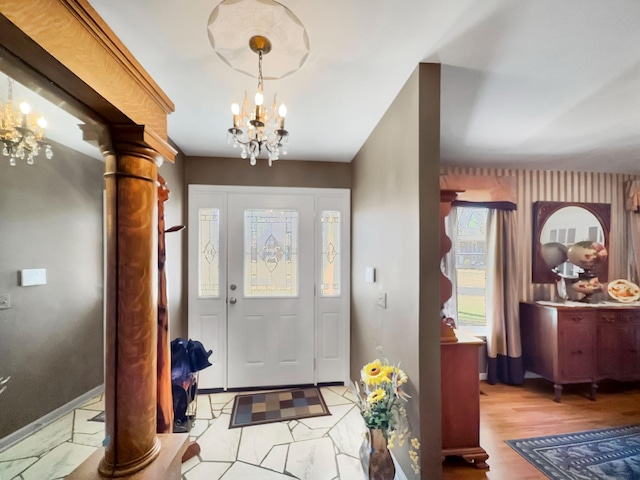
363, 359, 382, 377
368, 388, 386, 404
362, 360, 391, 385
411, 437, 421, 449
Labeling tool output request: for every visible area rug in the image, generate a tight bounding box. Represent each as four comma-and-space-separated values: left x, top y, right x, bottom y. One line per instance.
506, 424, 640, 479
229, 387, 330, 429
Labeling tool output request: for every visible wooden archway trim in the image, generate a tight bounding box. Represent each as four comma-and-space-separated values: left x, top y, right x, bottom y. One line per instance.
1, 0, 175, 161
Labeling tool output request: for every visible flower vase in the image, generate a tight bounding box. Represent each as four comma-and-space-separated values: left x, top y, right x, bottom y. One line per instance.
360, 428, 395, 480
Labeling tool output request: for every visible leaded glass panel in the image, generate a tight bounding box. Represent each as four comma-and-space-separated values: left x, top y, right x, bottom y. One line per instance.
321, 210, 341, 296
199, 208, 220, 297
244, 209, 299, 297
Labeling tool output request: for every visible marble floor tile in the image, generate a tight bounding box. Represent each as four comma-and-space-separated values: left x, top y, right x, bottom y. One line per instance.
341, 391, 357, 403
181, 453, 200, 474
189, 418, 210, 439
80, 396, 104, 412
196, 394, 213, 420
198, 414, 241, 462
298, 404, 353, 430
2, 384, 378, 480
320, 387, 354, 406
209, 392, 237, 405
237, 422, 293, 465
72, 409, 105, 435
21, 442, 96, 480
185, 461, 232, 480
327, 386, 349, 396
0, 457, 38, 479
328, 405, 366, 457
0, 413, 73, 461
286, 437, 338, 480
220, 461, 294, 479
337, 453, 363, 479
291, 422, 329, 442
260, 444, 288, 473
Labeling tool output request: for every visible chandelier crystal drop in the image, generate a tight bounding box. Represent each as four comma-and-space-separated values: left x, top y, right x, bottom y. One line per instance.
227, 36, 289, 167
0, 78, 52, 166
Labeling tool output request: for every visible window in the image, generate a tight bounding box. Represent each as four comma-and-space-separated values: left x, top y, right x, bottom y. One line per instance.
320, 210, 341, 296
452, 207, 488, 331
199, 208, 220, 298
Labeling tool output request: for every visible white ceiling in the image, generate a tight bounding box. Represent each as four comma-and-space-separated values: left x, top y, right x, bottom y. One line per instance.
55, 1, 640, 172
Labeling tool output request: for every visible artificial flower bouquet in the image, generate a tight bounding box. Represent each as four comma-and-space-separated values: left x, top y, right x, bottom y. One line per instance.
351, 355, 421, 475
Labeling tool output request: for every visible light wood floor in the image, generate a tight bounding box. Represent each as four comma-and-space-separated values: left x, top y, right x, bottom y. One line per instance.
442, 378, 640, 480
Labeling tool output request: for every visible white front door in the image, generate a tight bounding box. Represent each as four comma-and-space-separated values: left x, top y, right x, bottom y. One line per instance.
188, 185, 350, 390
226, 193, 315, 388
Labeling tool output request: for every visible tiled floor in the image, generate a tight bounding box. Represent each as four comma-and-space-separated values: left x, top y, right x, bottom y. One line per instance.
0, 386, 371, 480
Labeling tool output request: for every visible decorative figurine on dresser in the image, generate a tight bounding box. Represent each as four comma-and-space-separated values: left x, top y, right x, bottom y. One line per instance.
521, 201, 640, 402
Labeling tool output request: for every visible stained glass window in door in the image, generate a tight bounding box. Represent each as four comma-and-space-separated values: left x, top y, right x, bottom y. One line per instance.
199, 208, 220, 297
321, 210, 341, 296
244, 209, 299, 297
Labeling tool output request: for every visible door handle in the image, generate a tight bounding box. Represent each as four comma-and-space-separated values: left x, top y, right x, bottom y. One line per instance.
229, 297, 237, 305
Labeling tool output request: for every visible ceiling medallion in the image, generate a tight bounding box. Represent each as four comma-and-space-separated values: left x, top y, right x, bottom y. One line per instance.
208, 0, 309, 165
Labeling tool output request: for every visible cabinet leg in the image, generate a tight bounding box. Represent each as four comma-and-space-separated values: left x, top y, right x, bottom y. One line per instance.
590, 382, 598, 401
553, 384, 563, 403
461, 453, 489, 470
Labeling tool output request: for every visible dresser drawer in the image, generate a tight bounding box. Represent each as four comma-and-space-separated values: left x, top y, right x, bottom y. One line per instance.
558, 311, 597, 324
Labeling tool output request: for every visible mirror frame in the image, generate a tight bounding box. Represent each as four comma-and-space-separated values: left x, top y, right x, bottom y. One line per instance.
532, 201, 611, 284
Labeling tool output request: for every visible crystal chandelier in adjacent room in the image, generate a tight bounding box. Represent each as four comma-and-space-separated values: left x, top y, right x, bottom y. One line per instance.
0, 78, 52, 166
227, 35, 288, 166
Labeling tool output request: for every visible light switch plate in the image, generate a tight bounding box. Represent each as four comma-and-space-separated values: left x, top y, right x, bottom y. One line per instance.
21, 268, 47, 286
365, 266, 376, 283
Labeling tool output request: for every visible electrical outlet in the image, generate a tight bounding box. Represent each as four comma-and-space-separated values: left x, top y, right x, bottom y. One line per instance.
377, 292, 387, 309
0, 293, 10, 310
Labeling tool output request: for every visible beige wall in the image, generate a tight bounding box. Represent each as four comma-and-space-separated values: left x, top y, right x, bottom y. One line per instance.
0, 141, 104, 439
351, 63, 442, 479
441, 165, 640, 301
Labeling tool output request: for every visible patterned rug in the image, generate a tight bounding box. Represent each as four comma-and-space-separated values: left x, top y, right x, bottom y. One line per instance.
506, 424, 640, 479
229, 387, 330, 429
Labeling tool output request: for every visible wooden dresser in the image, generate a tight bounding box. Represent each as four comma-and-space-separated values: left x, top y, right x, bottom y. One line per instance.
520, 301, 640, 402
441, 330, 488, 469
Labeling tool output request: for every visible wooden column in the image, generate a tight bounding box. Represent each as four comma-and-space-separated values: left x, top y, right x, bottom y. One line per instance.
99, 127, 161, 477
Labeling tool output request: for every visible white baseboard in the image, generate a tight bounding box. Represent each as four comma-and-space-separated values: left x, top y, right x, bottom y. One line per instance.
0, 384, 104, 453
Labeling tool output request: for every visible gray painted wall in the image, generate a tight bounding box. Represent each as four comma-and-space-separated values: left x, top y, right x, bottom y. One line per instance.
185, 156, 351, 190
0, 141, 105, 439
351, 64, 442, 479
159, 151, 186, 341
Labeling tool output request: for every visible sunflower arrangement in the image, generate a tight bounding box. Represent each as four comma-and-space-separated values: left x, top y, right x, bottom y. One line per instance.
351, 356, 421, 475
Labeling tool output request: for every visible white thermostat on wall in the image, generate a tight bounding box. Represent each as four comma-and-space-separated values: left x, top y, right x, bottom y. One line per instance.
20, 268, 47, 286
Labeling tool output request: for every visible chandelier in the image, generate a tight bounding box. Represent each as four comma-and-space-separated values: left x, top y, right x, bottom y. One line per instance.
227, 36, 289, 166
0, 78, 52, 166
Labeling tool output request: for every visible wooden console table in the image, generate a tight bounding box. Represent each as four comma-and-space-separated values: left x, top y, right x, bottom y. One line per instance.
520, 301, 640, 402
441, 330, 489, 469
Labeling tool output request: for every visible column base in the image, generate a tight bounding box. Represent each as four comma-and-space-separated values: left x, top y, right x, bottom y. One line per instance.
67, 434, 189, 480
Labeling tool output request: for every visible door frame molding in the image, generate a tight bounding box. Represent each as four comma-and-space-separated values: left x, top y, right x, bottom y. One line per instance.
188, 184, 351, 388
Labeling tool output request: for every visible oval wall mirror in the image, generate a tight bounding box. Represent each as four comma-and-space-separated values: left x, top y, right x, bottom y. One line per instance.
532, 201, 611, 283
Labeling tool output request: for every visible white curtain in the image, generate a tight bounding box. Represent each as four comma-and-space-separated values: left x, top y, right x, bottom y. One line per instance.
485, 208, 523, 384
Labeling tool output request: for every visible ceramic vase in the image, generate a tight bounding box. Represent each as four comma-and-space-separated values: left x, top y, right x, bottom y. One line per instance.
360, 428, 395, 480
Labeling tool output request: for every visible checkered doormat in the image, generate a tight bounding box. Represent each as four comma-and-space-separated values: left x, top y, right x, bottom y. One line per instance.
229, 387, 331, 428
